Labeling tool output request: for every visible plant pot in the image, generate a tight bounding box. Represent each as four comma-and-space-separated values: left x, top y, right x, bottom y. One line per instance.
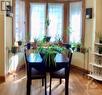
27, 43, 31, 49
18, 41, 22, 46
11, 46, 17, 54
99, 39, 102, 43
99, 47, 102, 54
77, 47, 80, 52
43, 36, 51, 42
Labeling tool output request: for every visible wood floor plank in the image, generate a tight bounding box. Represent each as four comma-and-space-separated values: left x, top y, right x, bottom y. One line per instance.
0, 69, 102, 95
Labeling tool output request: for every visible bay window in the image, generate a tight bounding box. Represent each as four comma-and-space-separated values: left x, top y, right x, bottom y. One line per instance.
69, 1, 82, 44
14, 0, 84, 45
30, 3, 64, 42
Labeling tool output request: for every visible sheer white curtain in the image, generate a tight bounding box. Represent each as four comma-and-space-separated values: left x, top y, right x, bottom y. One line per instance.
15, 0, 25, 41
30, 3, 46, 42
30, 3, 63, 42
48, 4, 63, 42
69, 1, 82, 43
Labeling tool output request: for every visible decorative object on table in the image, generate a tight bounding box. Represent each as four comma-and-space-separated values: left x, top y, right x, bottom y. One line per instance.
37, 45, 65, 66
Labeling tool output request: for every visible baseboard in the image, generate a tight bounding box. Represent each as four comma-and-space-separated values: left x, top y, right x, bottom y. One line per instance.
71, 65, 89, 74
0, 76, 5, 82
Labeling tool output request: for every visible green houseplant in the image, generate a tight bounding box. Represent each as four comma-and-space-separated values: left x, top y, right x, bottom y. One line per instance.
36, 44, 65, 66
96, 32, 102, 54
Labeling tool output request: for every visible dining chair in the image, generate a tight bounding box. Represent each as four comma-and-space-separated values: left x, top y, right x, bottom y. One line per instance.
49, 48, 73, 95
24, 49, 47, 95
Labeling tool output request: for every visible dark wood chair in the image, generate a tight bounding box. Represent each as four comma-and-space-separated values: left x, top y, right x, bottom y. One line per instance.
49, 48, 73, 95
24, 49, 47, 95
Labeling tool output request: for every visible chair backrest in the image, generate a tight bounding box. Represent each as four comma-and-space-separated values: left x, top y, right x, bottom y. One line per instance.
67, 48, 73, 71
24, 48, 46, 74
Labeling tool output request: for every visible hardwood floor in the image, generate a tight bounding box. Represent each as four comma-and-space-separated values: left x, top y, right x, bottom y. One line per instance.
0, 69, 102, 95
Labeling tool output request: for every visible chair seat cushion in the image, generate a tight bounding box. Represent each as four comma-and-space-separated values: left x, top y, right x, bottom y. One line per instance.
50, 68, 65, 78
31, 68, 45, 79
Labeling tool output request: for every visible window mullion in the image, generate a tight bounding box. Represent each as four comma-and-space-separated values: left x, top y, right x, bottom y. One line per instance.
45, 3, 48, 36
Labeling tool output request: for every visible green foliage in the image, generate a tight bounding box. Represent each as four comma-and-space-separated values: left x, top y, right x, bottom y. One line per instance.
70, 42, 82, 51
36, 45, 65, 66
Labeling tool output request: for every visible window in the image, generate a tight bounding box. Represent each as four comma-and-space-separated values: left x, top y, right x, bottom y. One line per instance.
14, 0, 25, 42
48, 4, 63, 42
69, 1, 82, 44
30, 3, 46, 41
30, 3, 63, 42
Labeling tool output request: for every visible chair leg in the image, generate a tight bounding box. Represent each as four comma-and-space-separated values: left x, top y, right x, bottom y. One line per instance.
42, 78, 44, 86
27, 79, 31, 95
60, 78, 62, 84
45, 76, 47, 95
49, 77, 52, 95
65, 78, 68, 95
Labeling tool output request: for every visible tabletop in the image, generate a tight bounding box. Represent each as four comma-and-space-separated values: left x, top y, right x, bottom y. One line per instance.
26, 53, 69, 66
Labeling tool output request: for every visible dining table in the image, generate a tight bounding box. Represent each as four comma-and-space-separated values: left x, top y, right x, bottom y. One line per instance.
26, 52, 69, 95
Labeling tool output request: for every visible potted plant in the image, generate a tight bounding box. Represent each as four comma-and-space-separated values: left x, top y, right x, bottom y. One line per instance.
26, 42, 31, 50
18, 41, 22, 46
96, 32, 102, 43
76, 43, 81, 52
36, 45, 65, 66
96, 32, 102, 54
11, 46, 18, 54
43, 36, 51, 42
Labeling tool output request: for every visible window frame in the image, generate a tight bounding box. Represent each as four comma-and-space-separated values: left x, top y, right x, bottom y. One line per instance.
13, 0, 85, 46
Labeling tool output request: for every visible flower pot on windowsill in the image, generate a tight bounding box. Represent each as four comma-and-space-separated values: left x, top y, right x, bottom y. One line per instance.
11, 46, 18, 54
26, 42, 31, 50
43, 36, 51, 42
18, 41, 22, 46
99, 39, 102, 43
99, 47, 102, 54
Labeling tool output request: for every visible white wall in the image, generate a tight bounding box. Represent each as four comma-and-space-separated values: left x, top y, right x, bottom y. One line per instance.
72, 0, 96, 70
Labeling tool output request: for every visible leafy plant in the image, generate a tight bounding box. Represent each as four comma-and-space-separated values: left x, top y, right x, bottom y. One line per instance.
43, 36, 51, 42
36, 45, 65, 66
70, 42, 82, 52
